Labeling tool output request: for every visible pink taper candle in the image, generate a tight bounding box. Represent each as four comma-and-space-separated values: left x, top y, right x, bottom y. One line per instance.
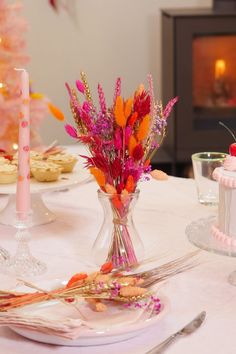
16, 69, 30, 216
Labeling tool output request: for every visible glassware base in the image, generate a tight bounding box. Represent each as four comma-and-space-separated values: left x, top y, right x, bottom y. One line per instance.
7, 252, 47, 276
0, 194, 56, 227
228, 271, 236, 286
0, 247, 10, 264
186, 215, 236, 286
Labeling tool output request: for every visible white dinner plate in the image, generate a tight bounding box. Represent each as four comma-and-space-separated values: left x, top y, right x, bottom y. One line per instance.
8, 279, 169, 346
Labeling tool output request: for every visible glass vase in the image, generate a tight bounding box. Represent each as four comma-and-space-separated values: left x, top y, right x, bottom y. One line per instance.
92, 189, 144, 269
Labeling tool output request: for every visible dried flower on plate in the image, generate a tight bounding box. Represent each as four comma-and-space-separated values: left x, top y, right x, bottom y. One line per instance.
0, 251, 199, 313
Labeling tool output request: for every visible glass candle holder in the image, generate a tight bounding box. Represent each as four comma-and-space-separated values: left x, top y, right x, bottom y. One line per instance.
7, 212, 47, 276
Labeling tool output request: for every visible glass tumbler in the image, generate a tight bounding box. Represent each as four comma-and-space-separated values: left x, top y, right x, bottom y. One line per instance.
191, 152, 227, 205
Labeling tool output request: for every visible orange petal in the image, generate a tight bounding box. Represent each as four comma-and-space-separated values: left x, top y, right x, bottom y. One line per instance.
90, 167, 106, 187
128, 135, 137, 156
125, 175, 135, 193
66, 273, 88, 288
105, 183, 117, 194
124, 98, 133, 119
100, 261, 113, 274
136, 114, 150, 142
114, 96, 126, 127
48, 102, 65, 121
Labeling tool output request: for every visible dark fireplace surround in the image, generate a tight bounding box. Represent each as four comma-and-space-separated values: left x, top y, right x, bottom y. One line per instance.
161, 0, 236, 175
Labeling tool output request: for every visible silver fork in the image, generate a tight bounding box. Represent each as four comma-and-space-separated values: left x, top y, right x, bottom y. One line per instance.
145, 311, 206, 353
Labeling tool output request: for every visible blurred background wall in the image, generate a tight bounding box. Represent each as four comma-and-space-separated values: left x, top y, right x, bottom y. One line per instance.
21, 0, 212, 144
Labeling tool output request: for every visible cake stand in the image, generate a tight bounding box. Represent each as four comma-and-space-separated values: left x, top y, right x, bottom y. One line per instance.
186, 215, 236, 285
0, 168, 91, 227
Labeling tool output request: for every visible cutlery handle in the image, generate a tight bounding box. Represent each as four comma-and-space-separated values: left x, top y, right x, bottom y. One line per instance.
146, 333, 179, 354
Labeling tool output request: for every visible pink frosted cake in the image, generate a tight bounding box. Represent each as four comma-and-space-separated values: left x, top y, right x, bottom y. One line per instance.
212, 155, 236, 247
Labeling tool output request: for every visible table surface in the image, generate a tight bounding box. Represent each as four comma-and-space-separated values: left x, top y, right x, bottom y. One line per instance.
0, 147, 235, 354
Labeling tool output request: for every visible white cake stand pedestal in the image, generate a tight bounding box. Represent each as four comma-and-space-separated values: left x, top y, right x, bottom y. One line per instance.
0, 168, 91, 227
186, 215, 236, 286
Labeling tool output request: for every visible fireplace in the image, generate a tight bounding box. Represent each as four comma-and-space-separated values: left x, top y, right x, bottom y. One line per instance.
161, 1, 236, 175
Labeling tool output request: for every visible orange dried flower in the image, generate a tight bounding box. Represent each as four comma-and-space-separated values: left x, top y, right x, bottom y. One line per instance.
48, 103, 65, 121
90, 167, 106, 187
124, 98, 133, 119
105, 183, 117, 195
128, 135, 137, 156
100, 261, 113, 274
136, 114, 150, 142
114, 96, 126, 127
66, 273, 88, 288
112, 195, 123, 209
144, 159, 150, 168
125, 175, 135, 193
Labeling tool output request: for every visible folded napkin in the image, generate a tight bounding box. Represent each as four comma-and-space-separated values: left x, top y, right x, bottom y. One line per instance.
0, 312, 83, 339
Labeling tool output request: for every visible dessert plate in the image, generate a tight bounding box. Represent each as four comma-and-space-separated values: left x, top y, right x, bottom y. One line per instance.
186, 215, 236, 257
7, 279, 169, 346
0, 167, 90, 195
0, 167, 91, 226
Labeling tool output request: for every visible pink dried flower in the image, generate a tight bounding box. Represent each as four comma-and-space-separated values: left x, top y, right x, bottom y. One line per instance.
82, 101, 90, 113
113, 77, 121, 106
64, 124, 78, 138
111, 158, 122, 179
163, 96, 178, 119
76, 80, 85, 94
134, 91, 150, 119
125, 126, 132, 146
114, 128, 122, 150
98, 83, 107, 113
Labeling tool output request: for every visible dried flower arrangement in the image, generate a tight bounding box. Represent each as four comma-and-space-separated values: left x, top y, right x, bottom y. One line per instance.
51, 72, 178, 268
64, 73, 177, 194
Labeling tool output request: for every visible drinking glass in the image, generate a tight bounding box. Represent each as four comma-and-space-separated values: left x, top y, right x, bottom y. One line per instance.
192, 152, 227, 205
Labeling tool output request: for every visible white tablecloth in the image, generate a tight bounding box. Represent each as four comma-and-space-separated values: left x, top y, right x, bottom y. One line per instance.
0, 149, 235, 354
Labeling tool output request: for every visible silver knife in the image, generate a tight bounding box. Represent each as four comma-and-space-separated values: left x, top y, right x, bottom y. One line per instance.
146, 311, 206, 354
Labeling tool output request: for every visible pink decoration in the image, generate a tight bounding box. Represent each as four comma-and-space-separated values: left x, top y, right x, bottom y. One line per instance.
21, 121, 28, 128
82, 101, 90, 113
98, 83, 106, 113
16, 69, 30, 217
224, 155, 236, 171
75, 80, 85, 94
147, 74, 155, 118
64, 124, 78, 138
163, 96, 178, 119
113, 77, 121, 107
